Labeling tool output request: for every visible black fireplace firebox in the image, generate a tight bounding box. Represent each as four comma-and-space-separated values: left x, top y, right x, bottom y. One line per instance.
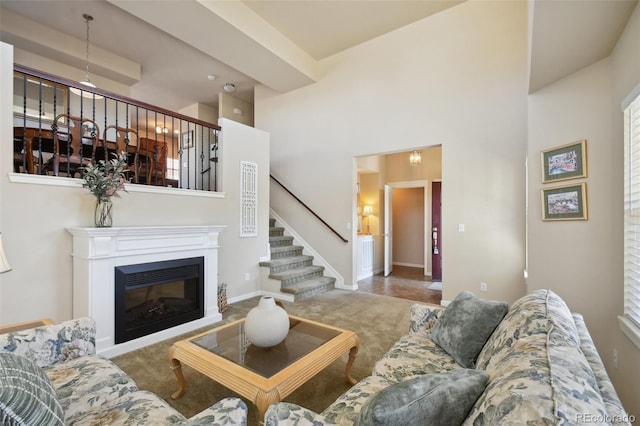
114, 256, 205, 344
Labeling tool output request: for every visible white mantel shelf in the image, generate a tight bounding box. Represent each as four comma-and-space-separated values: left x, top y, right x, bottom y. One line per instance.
67, 225, 226, 358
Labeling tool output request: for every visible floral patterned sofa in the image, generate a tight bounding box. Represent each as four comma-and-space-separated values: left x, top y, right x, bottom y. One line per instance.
266, 289, 631, 425
0, 317, 247, 425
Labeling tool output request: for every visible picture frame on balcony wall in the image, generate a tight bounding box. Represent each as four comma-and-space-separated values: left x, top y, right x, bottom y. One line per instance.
541, 182, 588, 221
181, 130, 194, 149
541, 140, 587, 183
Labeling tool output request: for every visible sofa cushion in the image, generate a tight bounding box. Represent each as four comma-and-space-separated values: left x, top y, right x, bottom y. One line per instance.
475, 289, 579, 370
542, 290, 580, 344
408, 304, 445, 336
464, 289, 609, 425
0, 317, 96, 369
547, 327, 608, 423
0, 353, 64, 426
430, 291, 508, 368
320, 375, 396, 425
359, 369, 489, 426
573, 314, 630, 422
65, 391, 247, 425
474, 289, 549, 370
65, 390, 187, 425
44, 355, 138, 420
373, 332, 461, 383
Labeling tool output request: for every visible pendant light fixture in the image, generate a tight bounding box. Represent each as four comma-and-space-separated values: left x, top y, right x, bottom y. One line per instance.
70, 14, 103, 99
409, 150, 422, 166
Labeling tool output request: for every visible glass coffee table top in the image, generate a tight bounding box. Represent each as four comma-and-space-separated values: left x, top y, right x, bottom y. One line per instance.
191, 317, 341, 378
169, 314, 359, 420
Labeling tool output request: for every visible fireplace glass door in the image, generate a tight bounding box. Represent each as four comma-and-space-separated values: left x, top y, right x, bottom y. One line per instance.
115, 257, 204, 344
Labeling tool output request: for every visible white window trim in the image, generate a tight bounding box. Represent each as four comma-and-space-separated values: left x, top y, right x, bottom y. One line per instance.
621, 87, 640, 350
619, 315, 640, 350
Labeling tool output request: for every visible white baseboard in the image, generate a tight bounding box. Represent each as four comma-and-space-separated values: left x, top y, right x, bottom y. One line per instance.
393, 262, 425, 268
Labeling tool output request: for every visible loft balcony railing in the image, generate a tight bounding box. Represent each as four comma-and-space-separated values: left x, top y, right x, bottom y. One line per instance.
12, 64, 220, 191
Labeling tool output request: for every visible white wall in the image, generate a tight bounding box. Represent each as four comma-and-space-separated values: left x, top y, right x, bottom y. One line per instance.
0, 43, 270, 324
216, 118, 271, 299
256, 0, 528, 303
219, 93, 254, 127
13, 47, 132, 98
610, 4, 640, 418
527, 4, 640, 417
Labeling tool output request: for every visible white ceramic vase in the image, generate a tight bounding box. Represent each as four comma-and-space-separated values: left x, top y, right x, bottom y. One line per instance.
244, 296, 289, 347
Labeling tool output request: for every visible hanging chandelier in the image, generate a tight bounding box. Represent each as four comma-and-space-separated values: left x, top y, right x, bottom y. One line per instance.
70, 14, 103, 99
409, 150, 422, 166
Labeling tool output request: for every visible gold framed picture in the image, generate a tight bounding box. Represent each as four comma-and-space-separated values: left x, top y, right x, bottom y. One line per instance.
541, 140, 587, 183
541, 182, 588, 221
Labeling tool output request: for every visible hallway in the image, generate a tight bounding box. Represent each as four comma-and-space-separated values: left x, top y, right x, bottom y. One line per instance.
357, 265, 442, 305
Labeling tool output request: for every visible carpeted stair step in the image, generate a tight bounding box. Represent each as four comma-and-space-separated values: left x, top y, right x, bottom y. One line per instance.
262, 219, 336, 300
259, 255, 314, 273
269, 235, 294, 247
270, 245, 304, 259
270, 265, 325, 287
281, 276, 336, 300
269, 226, 285, 237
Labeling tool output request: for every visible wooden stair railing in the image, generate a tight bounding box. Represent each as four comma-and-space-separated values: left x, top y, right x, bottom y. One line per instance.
270, 174, 348, 243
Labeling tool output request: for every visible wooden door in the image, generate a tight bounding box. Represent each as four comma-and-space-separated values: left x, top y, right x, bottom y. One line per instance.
384, 184, 393, 277
431, 182, 442, 281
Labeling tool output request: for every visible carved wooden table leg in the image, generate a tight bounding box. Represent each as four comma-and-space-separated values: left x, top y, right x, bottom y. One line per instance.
345, 335, 360, 385
255, 388, 282, 422
169, 347, 186, 400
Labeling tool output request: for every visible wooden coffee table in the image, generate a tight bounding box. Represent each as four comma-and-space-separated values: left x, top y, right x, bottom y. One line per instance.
168, 314, 359, 420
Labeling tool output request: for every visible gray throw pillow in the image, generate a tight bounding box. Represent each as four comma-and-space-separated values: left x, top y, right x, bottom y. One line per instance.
0, 353, 64, 425
359, 369, 489, 426
431, 291, 508, 368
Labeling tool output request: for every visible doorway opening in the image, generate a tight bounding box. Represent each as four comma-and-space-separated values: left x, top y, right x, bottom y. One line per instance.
357, 265, 441, 304
355, 146, 442, 302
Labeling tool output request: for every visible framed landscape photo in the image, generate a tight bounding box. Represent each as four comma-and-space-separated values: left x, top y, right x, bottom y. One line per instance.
541, 140, 587, 183
541, 182, 588, 221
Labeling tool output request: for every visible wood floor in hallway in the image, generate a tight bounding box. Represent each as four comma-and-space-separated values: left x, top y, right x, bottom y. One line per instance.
357, 265, 442, 305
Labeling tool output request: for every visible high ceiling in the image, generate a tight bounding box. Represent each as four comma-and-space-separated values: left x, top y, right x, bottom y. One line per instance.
528, 0, 637, 92
0, 0, 465, 111
242, 0, 466, 60
0, 0, 637, 112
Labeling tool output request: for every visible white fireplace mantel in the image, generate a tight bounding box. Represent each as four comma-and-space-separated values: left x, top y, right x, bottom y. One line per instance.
67, 225, 226, 358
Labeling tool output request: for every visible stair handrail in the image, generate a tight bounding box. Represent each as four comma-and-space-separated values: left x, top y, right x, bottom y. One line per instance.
270, 174, 349, 243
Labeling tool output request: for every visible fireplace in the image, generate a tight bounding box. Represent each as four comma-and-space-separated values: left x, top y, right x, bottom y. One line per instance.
114, 257, 204, 344
67, 225, 225, 357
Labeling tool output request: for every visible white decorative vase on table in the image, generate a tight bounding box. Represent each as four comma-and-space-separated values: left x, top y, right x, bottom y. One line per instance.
244, 296, 289, 347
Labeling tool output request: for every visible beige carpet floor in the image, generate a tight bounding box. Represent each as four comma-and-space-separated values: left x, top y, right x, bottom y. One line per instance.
111, 289, 430, 425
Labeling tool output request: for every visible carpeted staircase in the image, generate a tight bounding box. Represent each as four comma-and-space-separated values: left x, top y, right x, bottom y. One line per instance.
259, 218, 335, 301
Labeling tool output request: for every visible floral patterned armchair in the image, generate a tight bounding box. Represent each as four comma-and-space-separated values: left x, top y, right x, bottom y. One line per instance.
0, 317, 247, 425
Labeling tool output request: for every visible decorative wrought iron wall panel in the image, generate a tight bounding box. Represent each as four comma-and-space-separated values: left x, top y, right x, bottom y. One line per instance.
240, 161, 258, 237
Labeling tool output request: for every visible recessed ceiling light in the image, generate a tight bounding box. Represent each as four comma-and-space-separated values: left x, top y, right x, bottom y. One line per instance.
207, 75, 216, 81
223, 83, 236, 93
